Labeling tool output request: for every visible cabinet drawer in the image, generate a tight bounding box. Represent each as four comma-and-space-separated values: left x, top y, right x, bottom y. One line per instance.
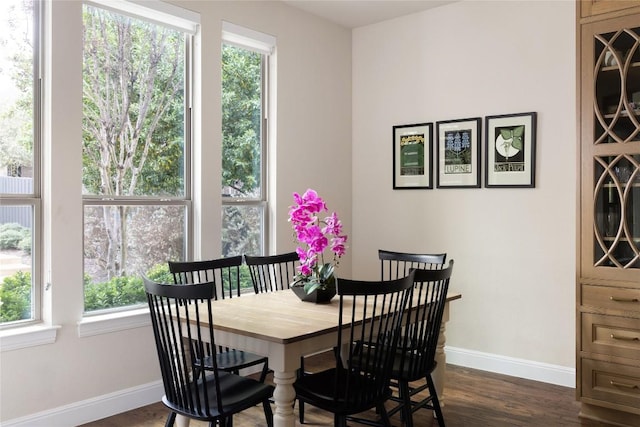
582, 359, 640, 415
582, 284, 640, 316
582, 313, 640, 359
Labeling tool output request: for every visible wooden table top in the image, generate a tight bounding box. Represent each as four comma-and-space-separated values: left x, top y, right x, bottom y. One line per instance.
188, 289, 461, 345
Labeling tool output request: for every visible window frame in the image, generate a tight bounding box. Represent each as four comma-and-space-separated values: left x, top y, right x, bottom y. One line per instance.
80, 2, 195, 316
221, 26, 274, 256
0, 0, 43, 329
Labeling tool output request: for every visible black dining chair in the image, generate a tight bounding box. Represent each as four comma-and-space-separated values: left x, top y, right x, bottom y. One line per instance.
168, 256, 270, 383
385, 261, 454, 427
293, 272, 415, 427
379, 249, 447, 280
143, 278, 274, 427
244, 251, 299, 293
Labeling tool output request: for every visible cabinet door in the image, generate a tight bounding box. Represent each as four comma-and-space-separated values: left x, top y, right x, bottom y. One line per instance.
581, 1, 640, 18
580, 14, 640, 282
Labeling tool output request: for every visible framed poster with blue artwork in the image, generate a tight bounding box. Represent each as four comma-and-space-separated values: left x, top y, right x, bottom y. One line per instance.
392, 122, 433, 189
436, 117, 481, 188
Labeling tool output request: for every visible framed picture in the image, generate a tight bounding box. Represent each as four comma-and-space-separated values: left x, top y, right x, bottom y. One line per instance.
392, 122, 433, 189
485, 112, 537, 188
436, 117, 481, 188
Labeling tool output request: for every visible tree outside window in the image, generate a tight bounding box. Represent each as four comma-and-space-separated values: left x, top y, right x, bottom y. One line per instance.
221, 44, 266, 258
82, 5, 189, 312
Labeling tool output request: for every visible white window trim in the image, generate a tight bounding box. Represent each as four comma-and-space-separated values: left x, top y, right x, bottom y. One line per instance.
0, 324, 60, 352
85, 0, 200, 34
222, 21, 275, 55
77, 308, 150, 337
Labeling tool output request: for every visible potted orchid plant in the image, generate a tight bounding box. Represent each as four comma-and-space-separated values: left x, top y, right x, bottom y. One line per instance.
288, 189, 347, 301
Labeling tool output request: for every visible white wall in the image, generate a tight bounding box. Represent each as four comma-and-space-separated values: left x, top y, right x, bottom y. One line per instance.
0, 1, 352, 424
352, 0, 576, 381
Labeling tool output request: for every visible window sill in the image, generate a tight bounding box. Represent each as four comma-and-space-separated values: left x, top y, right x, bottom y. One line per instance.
77, 308, 151, 337
0, 324, 61, 352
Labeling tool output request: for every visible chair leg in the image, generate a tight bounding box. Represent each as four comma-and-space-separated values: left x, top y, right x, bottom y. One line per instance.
259, 361, 269, 383
426, 374, 445, 427
165, 412, 176, 427
263, 398, 274, 427
377, 403, 392, 427
399, 380, 413, 427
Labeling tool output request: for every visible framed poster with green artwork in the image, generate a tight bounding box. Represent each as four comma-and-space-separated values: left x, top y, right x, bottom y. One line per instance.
485, 112, 537, 188
436, 117, 481, 188
393, 122, 433, 189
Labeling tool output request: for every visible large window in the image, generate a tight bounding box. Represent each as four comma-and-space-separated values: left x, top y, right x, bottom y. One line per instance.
221, 24, 274, 257
0, 0, 41, 326
82, 3, 193, 313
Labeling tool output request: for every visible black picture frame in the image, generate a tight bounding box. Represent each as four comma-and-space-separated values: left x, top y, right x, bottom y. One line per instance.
392, 122, 433, 189
484, 112, 537, 188
436, 117, 481, 188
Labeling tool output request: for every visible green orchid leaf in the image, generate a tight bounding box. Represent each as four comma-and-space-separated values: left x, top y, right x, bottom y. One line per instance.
291, 275, 305, 287
304, 280, 321, 294
319, 263, 335, 282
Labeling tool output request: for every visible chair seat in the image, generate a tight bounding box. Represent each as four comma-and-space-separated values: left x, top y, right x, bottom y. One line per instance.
390, 353, 437, 382
198, 349, 268, 372
163, 371, 274, 421
294, 367, 392, 415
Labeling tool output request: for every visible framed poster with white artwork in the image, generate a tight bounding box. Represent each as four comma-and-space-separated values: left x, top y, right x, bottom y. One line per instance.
485, 112, 537, 188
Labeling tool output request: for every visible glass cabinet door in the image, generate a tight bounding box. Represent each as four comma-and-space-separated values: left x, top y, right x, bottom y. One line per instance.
585, 21, 640, 276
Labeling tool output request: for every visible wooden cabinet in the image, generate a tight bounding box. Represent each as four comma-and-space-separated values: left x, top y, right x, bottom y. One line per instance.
577, 2, 640, 426
581, 1, 640, 18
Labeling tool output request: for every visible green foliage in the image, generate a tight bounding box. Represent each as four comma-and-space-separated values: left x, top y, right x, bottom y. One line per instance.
221, 45, 264, 257
0, 223, 30, 250
82, 5, 185, 198
0, 266, 177, 321
18, 235, 31, 253
146, 263, 173, 284
0, 0, 35, 170
239, 264, 254, 291
0, 271, 31, 322
83, 263, 175, 311
84, 275, 146, 312
221, 45, 262, 196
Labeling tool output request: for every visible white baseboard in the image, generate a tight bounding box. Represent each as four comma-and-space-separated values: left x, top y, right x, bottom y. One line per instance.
445, 346, 576, 388
2, 381, 164, 427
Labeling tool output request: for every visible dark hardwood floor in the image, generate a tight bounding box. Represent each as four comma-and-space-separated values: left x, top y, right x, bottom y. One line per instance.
82, 352, 615, 427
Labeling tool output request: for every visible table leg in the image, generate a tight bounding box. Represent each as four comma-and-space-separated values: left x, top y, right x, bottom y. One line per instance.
272, 370, 297, 427
432, 302, 450, 406
175, 414, 189, 427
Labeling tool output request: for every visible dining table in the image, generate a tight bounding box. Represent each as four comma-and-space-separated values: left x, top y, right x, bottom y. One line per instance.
177, 287, 462, 427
